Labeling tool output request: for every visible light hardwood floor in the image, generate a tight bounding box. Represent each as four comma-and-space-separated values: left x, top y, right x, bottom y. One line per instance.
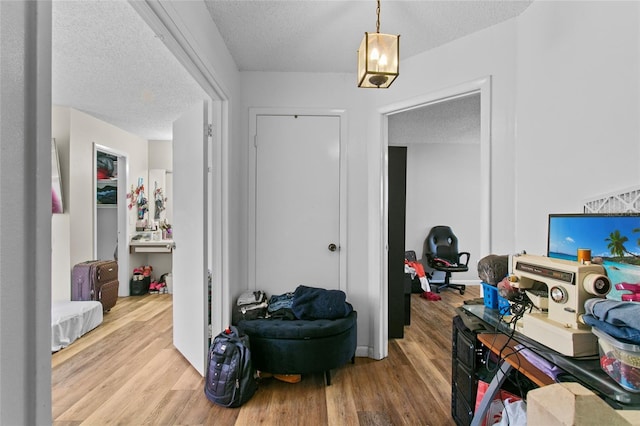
52, 285, 480, 425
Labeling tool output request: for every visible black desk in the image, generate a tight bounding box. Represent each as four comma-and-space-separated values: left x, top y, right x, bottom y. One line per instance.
460, 304, 640, 410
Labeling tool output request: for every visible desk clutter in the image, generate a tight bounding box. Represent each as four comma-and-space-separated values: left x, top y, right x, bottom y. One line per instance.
451, 251, 640, 425
478, 252, 640, 390
454, 307, 640, 426
479, 253, 611, 356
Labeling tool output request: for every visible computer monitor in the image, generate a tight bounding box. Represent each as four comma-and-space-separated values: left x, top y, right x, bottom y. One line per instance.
547, 213, 640, 300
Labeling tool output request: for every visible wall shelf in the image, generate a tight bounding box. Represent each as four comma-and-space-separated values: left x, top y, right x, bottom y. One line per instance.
129, 239, 174, 254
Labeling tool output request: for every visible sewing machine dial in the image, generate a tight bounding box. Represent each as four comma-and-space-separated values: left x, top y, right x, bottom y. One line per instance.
550, 286, 568, 303
583, 274, 611, 296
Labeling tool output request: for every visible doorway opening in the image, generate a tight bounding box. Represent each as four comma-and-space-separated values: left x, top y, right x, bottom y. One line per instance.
388, 93, 482, 279
129, 4, 228, 366
93, 143, 129, 293
378, 76, 493, 358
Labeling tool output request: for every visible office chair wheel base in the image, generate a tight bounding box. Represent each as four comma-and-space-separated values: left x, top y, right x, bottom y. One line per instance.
459, 289, 465, 295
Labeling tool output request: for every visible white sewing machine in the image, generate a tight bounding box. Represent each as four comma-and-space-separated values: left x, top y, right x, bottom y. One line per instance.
509, 254, 611, 357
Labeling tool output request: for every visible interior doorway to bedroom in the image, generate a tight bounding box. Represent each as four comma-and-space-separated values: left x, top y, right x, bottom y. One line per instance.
387, 93, 482, 280
381, 77, 492, 356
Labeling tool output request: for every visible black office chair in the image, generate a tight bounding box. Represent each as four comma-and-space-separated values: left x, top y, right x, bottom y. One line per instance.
423, 226, 470, 295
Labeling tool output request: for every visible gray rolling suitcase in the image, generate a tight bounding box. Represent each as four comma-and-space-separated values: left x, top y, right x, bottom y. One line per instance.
72, 260, 119, 311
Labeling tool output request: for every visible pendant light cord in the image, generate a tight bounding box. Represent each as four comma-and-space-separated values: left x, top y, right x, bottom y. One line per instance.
376, 0, 381, 33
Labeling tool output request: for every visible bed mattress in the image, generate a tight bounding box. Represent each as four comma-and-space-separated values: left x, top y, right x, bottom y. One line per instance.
52, 300, 103, 352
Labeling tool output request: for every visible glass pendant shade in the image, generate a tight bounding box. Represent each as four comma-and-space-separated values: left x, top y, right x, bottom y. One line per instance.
357, 32, 399, 88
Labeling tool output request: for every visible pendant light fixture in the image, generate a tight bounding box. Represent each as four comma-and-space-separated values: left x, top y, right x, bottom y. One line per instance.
357, 0, 400, 88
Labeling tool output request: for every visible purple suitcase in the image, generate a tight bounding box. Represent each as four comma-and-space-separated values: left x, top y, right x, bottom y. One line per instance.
72, 260, 119, 311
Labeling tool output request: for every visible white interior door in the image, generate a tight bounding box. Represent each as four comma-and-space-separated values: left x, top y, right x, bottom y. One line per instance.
255, 114, 341, 295
172, 101, 208, 376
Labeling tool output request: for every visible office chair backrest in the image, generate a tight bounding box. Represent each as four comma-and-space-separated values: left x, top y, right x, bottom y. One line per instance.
424, 226, 459, 263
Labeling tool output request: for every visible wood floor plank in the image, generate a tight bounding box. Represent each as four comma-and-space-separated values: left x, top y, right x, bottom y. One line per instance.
358, 411, 393, 426
55, 336, 173, 421
53, 315, 172, 388
52, 285, 481, 425
236, 373, 328, 424
326, 369, 359, 426
141, 389, 194, 425
172, 386, 230, 426
79, 348, 188, 425
172, 364, 203, 390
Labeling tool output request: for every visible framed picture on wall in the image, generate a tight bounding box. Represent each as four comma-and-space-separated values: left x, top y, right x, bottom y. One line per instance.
52, 138, 64, 213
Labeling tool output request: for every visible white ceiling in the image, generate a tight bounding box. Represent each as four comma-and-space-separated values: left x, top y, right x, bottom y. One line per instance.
388, 93, 481, 146
52, 0, 532, 141
52, 1, 207, 141
204, 0, 532, 73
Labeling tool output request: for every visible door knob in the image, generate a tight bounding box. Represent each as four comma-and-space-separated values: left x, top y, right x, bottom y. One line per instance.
328, 243, 338, 252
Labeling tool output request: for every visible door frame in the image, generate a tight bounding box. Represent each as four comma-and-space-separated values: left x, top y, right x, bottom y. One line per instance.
130, 2, 229, 354
92, 143, 130, 296
374, 76, 492, 359
248, 108, 348, 292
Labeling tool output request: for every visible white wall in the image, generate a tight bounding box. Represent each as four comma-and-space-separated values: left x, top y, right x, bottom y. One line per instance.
404, 143, 481, 281
364, 1, 640, 322
514, 1, 640, 255
52, 107, 72, 302
370, 18, 519, 259
51, 106, 149, 301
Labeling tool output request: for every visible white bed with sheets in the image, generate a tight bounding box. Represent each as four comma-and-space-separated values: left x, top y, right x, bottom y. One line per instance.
51, 300, 103, 352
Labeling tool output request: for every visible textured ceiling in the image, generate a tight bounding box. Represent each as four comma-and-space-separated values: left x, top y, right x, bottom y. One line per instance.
52, 0, 532, 141
52, 1, 206, 140
204, 0, 532, 73
388, 94, 481, 146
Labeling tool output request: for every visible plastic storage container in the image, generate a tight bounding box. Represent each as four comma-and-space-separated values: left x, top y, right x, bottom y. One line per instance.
592, 326, 640, 393
481, 282, 510, 315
